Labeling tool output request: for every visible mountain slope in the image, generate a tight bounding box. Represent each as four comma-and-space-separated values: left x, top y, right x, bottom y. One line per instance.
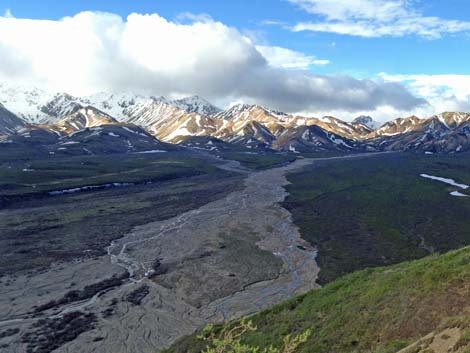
368, 115, 424, 138
273, 124, 362, 153
150, 112, 220, 142
165, 246, 470, 353
45, 106, 119, 134
368, 114, 470, 153
0, 103, 27, 135
302, 116, 371, 140
50, 124, 178, 155
0, 123, 177, 157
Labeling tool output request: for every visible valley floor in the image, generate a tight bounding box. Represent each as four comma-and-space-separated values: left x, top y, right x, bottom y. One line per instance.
0, 155, 328, 353
2, 151, 468, 353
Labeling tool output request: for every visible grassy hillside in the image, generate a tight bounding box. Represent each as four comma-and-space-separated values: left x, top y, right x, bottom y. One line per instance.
283, 152, 470, 283
164, 246, 470, 353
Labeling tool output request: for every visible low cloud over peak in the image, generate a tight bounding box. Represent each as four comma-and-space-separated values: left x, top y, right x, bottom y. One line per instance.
0, 10, 426, 116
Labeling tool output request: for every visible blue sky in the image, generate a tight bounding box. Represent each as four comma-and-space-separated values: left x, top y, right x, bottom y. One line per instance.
1, 0, 470, 120
4, 0, 470, 76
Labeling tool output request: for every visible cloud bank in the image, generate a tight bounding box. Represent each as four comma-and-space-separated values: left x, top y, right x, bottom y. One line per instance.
0, 11, 426, 117
290, 0, 470, 39
380, 73, 470, 114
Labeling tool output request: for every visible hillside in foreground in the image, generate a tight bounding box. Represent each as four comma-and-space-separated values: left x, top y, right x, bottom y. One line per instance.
164, 246, 470, 353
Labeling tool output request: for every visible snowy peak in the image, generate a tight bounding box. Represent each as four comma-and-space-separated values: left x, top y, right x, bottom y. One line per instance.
0, 83, 223, 124
79, 92, 153, 121
214, 104, 288, 123
352, 116, 381, 130
40, 93, 84, 123
172, 95, 221, 116
0, 83, 52, 123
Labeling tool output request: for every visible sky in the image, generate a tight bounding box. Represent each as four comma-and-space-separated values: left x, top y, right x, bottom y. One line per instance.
1, 0, 470, 121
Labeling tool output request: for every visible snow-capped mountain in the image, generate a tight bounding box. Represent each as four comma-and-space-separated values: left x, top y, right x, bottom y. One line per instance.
0, 83, 53, 123
352, 116, 382, 130
172, 95, 221, 116
0, 84, 220, 125
0, 103, 27, 135
40, 93, 85, 122
214, 104, 289, 123
3, 83, 470, 154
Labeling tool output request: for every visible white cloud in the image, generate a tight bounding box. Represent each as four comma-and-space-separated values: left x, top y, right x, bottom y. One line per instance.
380, 73, 470, 114
289, 0, 470, 38
0, 11, 425, 114
294, 74, 470, 123
3, 9, 13, 18
175, 12, 213, 24
255, 45, 329, 69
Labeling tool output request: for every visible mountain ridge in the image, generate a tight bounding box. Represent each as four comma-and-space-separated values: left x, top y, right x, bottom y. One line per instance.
1, 84, 470, 154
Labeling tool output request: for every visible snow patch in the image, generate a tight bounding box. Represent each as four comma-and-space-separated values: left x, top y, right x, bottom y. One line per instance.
450, 191, 469, 197
136, 150, 167, 154
289, 144, 300, 153
420, 174, 469, 189
420, 173, 470, 198
48, 182, 134, 196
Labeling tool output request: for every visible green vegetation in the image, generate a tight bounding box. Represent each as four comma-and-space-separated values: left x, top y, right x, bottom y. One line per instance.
0, 151, 223, 198
283, 152, 470, 283
297, 150, 348, 159
217, 152, 296, 170
165, 246, 470, 353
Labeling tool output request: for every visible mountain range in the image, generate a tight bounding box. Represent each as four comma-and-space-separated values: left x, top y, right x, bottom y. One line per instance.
1, 84, 470, 155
